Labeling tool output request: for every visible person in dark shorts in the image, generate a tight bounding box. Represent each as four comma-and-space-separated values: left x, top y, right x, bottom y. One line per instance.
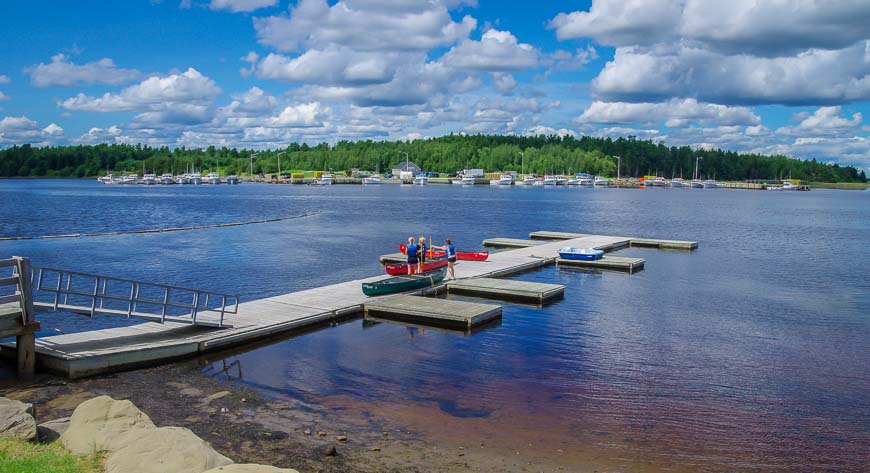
433, 238, 457, 280
417, 235, 427, 274
405, 236, 418, 275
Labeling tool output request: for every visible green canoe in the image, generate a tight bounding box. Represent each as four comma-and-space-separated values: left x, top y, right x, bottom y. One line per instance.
361, 267, 447, 296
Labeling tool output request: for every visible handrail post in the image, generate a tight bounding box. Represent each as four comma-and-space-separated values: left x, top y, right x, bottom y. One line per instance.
191, 292, 199, 323
63, 272, 72, 305
161, 287, 170, 323
53, 271, 62, 310
127, 282, 135, 317
12, 257, 35, 326
100, 279, 108, 309
219, 295, 226, 327
90, 277, 99, 317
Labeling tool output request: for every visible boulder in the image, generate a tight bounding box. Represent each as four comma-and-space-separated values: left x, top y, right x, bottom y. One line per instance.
61, 395, 155, 454
106, 426, 233, 473
37, 416, 71, 443
0, 397, 37, 441
204, 465, 300, 473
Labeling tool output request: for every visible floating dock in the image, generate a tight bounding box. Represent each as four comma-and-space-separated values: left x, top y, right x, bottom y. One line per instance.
529, 231, 697, 250
379, 252, 407, 265
364, 295, 501, 330
2, 232, 692, 377
557, 256, 645, 273
482, 238, 545, 248
446, 278, 564, 304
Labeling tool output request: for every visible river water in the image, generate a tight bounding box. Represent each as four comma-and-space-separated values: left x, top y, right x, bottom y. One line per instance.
1, 179, 868, 471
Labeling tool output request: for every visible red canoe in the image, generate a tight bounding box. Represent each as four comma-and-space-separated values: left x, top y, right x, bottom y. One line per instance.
384, 258, 448, 275
399, 244, 489, 261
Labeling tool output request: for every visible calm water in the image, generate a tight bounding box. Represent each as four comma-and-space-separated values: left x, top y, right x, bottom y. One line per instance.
2, 180, 869, 471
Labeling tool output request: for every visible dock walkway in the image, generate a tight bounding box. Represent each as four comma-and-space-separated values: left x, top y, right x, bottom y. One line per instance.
3, 232, 694, 377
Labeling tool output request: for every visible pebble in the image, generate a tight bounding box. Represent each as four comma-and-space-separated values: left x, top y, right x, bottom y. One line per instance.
317, 431, 326, 437
324, 444, 337, 456
336, 435, 348, 442
303, 429, 311, 436
371, 447, 381, 452
220, 407, 229, 413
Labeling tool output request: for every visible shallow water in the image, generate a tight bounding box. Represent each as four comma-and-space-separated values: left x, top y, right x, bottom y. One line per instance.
2, 179, 869, 471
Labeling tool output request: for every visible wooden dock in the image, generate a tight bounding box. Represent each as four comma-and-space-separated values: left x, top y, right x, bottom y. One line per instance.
482, 238, 545, 248
529, 231, 697, 250
379, 252, 407, 264
446, 278, 564, 304
1, 231, 692, 378
364, 295, 501, 330
557, 256, 645, 273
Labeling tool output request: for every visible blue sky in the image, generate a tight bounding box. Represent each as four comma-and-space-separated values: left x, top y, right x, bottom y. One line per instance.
1, 0, 868, 171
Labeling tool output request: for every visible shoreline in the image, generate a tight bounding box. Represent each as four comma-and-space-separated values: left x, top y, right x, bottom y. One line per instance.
0, 358, 717, 473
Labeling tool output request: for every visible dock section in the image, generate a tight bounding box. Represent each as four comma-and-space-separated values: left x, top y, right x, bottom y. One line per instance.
364, 295, 501, 330
446, 278, 564, 304
557, 256, 645, 273
529, 231, 697, 250
482, 238, 545, 248
3, 232, 688, 378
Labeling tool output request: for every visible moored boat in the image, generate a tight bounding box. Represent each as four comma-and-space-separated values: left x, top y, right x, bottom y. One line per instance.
400, 244, 489, 261
159, 173, 175, 185
189, 174, 203, 185
206, 172, 221, 184
314, 173, 335, 185
119, 174, 139, 184
362, 175, 382, 185
702, 179, 719, 188
413, 174, 428, 185
226, 175, 240, 185
384, 258, 448, 276
175, 175, 191, 185
670, 178, 686, 188
593, 176, 610, 186
690, 179, 704, 188
141, 173, 158, 185
541, 175, 557, 186
97, 173, 115, 184
362, 267, 447, 296
490, 174, 513, 186
558, 247, 604, 261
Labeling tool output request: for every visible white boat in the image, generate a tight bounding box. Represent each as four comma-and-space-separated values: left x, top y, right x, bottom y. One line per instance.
188, 174, 203, 185
97, 173, 115, 184
648, 176, 667, 187
702, 179, 719, 188
141, 173, 158, 185
519, 175, 536, 186
226, 175, 240, 185
206, 172, 221, 184
175, 175, 190, 185
159, 173, 175, 185
315, 173, 334, 185
460, 176, 476, 185
362, 175, 382, 185
579, 177, 594, 186
593, 176, 610, 186
541, 175, 557, 186
119, 174, 139, 184
670, 178, 686, 188
413, 174, 428, 185
690, 179, 704, 188
490, 174, 513, 186
555, 175, 569, 186
565, 178, 581, 185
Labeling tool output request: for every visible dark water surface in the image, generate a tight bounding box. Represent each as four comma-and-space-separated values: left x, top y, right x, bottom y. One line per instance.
2, 180, 868, 471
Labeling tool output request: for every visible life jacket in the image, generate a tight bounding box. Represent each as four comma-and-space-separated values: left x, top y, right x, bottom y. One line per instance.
406, 243, 418, 257
446, 244, 456, 258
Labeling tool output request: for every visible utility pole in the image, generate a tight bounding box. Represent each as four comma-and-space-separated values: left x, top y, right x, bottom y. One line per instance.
520, 150, 524, 176
612, 155, 621, 180
250, 153, 258, 179
694, 156, 703, 180
277, 151, 286, 178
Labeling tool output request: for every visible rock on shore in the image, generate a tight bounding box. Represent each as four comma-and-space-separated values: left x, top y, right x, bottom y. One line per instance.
0, 397, 37, 441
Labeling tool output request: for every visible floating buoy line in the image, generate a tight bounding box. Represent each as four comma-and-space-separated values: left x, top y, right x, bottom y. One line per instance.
0, 210, 322, 241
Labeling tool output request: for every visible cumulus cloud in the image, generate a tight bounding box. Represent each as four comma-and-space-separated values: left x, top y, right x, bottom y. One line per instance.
0, 92, 8, 101
254, 0, 476, 52
0, 115, 64, 145
523, 125, 576, 138
60, 68, 221, 112
77, 125, 122, 144
550, 0, 870, 57
777, 106, 862, 136
576, 99, 760, 128
25, 54, 141, 87
441, 29, 539, 71
257, 49, 406, 86
592, 42, 870, 105
0, 75, 10, 84
209, 0, 277, 13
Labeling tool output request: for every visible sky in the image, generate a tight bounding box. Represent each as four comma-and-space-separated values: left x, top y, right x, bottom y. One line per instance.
0, 0, 869, 171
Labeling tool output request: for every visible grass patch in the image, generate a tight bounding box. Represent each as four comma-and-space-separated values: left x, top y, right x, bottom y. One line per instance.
0, 437, 103, 473
808, 182, 869, 190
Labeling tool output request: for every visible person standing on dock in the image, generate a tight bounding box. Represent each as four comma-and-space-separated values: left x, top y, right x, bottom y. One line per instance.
417, 235, 428, 274
406, 236, 418, 275
433, 238, 457, 280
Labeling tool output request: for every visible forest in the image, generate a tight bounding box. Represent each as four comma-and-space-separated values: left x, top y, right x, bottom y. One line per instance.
0, 134, 865, 182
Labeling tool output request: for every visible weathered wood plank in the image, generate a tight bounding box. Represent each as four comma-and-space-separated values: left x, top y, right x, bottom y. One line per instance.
557, 256, 645, 273
365, 295, 501, 329
447, 278, 564, 304
482, 238, 545, 248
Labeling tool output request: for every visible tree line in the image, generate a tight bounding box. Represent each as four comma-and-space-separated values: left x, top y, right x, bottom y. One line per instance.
0, 134, 865, 182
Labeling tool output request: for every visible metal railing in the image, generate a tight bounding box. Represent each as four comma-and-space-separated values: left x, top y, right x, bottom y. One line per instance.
30, 266, 239, 328
0, 257, 36, 326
